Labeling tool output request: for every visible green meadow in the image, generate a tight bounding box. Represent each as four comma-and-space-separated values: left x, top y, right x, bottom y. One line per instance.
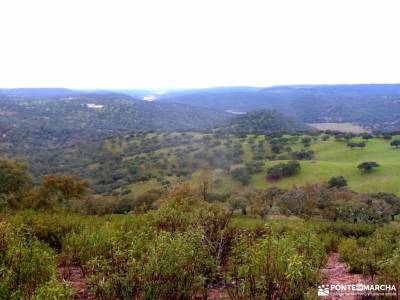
119, 133, 400, 196
252, 137, 400, 194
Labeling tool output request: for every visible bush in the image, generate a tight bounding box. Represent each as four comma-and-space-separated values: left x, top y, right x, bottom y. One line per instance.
357, 161, 380, 173
328, 176, 348, 188
11, 210, 88, 250
319, 232, 342, 252
338, 224, 399, 279
267, 160, 300, 179
291, 149, 314, 160
316, 221, 376, 238
230, 167, 251, 185
31, 280, 73, 300
226, 224, 325, 299
0, 221, 64, 299
64, 219, 216, 299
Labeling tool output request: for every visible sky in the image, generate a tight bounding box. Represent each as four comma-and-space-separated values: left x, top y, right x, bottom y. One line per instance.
1, 0, 400, 89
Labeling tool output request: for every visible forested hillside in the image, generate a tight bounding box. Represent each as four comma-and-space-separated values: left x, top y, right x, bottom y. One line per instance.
217, 110, 312, 134
157, 84, 400, 131
1, 156, 400, 299
2, 91, 400, 299
0, 93, 231, 155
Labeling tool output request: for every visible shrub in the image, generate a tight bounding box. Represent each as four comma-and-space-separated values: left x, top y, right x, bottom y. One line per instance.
31, 280, 73, 300
0, 221, 62, 299
328, 176, 347, 188
267, 160, 300, 179
226, 224, 325, 299
357, 161, 380, 173
291, 149, 314, 160
11, 210, 88, 250
230, 167, 251, 185
319, 232, 342, 252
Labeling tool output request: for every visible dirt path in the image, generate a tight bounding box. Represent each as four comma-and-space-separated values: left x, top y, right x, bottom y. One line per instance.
57, 253, 375, 300
320, 253, 372, 299
57, 261, 92, 300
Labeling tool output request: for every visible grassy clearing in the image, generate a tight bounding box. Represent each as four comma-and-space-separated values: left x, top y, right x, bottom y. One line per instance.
251, 137, 400, 194
112, 133, 400, 196
309, 122, 367, 133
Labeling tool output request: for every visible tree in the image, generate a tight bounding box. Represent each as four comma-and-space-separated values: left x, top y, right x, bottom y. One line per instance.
357, 161, 380, 173
334, 134, 346, 141
267, 161, 300, 179
249, 187, 285, 219
230, 167, 251, 185
347, 141, 366, 149
301, 137, 312, 147
245, 161, 264, 174
291, 149, 314, 160
328, 176, 347, 188
0, 158, 31, 209
383, 133, 392, 140
344, 133, 355, 142
228, 195, 248, 215
390, 140, 400, 149
199, 166, 212, 202
270, 144, 283, 154
29, 175, 91, 208
362, 133, 373, 140
0, 158, 31, 195
321, 135, 330, 141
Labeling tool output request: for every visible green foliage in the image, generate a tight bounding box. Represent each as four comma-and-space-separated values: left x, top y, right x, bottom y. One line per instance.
362, 133, 373, 140
11, 210, 91, 250
277, 184, 395, 223
267, 160, 300, 179
357, 161, 380, 173
31, 280, 73, 300
328, 176, 347, 188
228, 195, 249, 215
230, 167, 251, 185
0, 158, 31, 210
62, 186, 223, 299
226, 224, 325, 299
316, 221, 376, 238
27, 175, 91, 209
338, 222, 400, 286
390, 139, 400, 148
0, 94, 230, 157
218, 110, 311, 135
0, 221, 71, 299
291, 149, 314, 160
347, 141, 366, 149
301, 136, 312, 147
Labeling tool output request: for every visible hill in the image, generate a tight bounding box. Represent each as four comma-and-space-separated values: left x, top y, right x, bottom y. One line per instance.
157, 84, 400, 131
22, 129, 400, 196
216, 110, 311, 134
0, 88, 83, 99
0, 93, 231, 156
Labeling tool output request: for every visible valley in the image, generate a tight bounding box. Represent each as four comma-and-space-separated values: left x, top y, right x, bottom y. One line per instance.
28, 131, 400, 197
1, 86, 400, 299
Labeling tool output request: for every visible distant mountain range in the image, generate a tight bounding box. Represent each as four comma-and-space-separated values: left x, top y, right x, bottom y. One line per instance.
3, 84, 400, 132
155, 84, 400, 131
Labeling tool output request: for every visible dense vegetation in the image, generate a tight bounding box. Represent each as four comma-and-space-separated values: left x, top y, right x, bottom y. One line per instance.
217, 110, 311, 135
2, 88, 400, 298
1, 156, 399, 299
0, 93, 230, 155
17, 130, 400, 197
158, 84, 400, 131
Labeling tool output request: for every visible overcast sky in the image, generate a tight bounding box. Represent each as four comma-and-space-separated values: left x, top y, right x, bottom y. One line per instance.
1, 0, 399, 89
